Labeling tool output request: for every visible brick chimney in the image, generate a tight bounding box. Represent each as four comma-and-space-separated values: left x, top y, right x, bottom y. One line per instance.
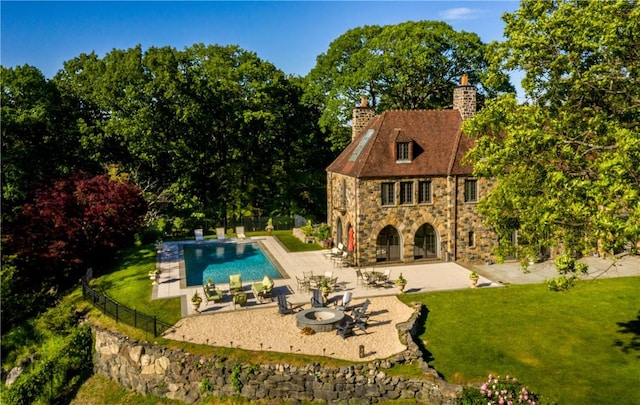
453, 74, 476, 120
352, 97, 375, 142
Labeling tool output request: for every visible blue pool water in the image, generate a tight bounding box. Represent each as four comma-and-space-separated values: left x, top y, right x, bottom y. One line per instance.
183, 242, 282, 286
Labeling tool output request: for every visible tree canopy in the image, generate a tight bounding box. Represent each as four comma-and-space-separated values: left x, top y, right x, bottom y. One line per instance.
306, 20, 513, 150
464, 0, 639, 260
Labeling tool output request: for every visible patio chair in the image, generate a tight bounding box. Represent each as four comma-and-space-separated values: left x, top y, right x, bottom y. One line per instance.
335, 291, 352, 311
352, 299, 371, 319
353, 312, 369, 332
235, 226, 246, 239
276, 294, 301, 315
251, 275, 274, 303
233, 291, 247, 308
194, 228, 204, 241
324, 270, 333, 279
310, 289, 324, 308
334, 251, 349, 268
375, 268, 392, 287
216, 227, 226, 240
356, 269, 375, 288
295, 276, 310, 293
228, 274, 243, 293
203, 283, 223, 304
336, 320, 355, 339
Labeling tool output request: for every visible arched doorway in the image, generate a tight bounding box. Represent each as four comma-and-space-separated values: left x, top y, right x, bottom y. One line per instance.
376, 225, 401, 262
414, 224, 438, 260
336, 218, 343, 247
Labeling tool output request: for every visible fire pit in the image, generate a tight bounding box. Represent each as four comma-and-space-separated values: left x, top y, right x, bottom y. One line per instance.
296, 308, 345, 333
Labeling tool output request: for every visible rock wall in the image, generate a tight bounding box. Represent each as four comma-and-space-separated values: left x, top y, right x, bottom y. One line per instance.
92, 304, 463, 404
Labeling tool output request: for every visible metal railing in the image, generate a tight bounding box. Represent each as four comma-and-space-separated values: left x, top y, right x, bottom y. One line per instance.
81, 280, 172, 337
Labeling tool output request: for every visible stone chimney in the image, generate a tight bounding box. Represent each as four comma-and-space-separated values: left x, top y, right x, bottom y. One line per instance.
453, 74, 476, 120
352, 97, 375, 142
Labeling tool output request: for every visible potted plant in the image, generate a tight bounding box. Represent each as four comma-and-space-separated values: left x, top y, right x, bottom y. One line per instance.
148, 269, 160, 284
191, 290, 202, 312
265, 218, 274, 235
320, 278, 331, 302
395, 273, 407, 293
469, 271, 479, 288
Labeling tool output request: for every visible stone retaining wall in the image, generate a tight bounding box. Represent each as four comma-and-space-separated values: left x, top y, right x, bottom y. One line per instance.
92, 303, 463, 404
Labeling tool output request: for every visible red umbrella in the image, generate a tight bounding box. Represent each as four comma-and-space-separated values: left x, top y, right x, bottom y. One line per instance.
347, 227, 355, 252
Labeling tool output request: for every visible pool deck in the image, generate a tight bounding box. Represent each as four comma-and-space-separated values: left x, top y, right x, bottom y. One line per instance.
153, 236, 639, 317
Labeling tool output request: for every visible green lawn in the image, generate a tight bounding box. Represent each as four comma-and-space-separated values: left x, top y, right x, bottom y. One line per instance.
398, 278, 640, 405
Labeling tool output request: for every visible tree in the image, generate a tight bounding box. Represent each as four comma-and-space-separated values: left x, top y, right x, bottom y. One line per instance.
54, 44, 332, 229
306, 21, 513, 150
464, 0, 639, 261
5, 173, 147, 286
1, 65, 97, 224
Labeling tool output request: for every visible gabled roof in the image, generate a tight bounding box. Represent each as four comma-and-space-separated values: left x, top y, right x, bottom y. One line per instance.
327, 110, 474, 178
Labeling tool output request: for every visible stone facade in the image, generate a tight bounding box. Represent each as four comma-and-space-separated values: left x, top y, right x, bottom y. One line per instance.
327, 173, 496, 266
92, 303, 464, 404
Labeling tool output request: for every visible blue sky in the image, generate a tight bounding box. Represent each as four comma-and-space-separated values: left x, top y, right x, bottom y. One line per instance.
2, 1, 521, 92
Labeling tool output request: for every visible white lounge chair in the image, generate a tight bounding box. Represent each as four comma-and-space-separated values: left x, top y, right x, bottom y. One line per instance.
216, 227, 226, 240
235, 226, 246, 239
194, 228, 204, 241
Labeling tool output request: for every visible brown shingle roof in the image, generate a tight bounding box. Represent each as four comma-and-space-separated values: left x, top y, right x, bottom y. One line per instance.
327, 110, 474, 178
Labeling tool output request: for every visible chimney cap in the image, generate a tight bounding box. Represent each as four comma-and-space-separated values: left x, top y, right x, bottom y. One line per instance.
460, 74, 469, 86
360, 97, 368, 107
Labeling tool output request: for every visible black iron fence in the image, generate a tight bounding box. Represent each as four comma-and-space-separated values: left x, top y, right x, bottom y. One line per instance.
81, 280, 172, 337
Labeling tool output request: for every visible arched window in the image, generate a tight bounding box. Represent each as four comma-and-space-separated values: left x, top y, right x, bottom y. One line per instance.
414, 224, 438, 259
376, 225, 401, 262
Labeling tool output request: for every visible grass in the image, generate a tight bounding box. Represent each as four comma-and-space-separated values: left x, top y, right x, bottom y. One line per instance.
398, 277, 640, 405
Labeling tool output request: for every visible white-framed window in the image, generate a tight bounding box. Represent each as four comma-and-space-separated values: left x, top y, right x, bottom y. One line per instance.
396, 142, 411, 162
418, 180, 432, 203
464, 179, 478, 202
400, 182, 413, 204
381, 182, 395, 205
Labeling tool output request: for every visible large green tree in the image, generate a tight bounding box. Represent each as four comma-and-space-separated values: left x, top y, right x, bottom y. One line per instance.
465, 0, 639, 260
306, 21, 513, 150
54, 44, 332, 228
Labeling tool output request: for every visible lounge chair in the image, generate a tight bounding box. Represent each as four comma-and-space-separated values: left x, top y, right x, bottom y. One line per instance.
194, 228, 204, 241
203, 282, 223, 303
216, 227, 226, 240
228, 274, 243, 293
276, 294, 300, 315
336, 320, 355, 339
334, 251, 349, 267
233, 291, 247, 308
335, 291, 352, 311
235, 226, 246, 239
310, 289, 324, 308
251, 275, 274, 303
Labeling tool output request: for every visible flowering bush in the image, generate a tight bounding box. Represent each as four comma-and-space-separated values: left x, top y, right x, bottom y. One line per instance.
462, 374, 554, 405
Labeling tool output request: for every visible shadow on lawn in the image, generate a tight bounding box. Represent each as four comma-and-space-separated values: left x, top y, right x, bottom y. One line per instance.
615, 310, 640, 357
415, 306, 435, 364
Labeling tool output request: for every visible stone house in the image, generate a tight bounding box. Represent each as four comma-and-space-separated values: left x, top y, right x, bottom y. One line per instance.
326, 77, 498, 266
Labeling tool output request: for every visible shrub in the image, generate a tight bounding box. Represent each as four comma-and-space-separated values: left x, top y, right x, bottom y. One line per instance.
462, 374, 555, 405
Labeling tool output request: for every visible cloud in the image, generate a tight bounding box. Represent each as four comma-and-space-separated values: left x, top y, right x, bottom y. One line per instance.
440, 7, 477, 20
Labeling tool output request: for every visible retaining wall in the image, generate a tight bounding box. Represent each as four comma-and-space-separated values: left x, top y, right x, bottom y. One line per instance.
92, 303, 463, 404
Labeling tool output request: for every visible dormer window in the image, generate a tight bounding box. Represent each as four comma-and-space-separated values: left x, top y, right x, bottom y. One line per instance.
396, 141, 411, 162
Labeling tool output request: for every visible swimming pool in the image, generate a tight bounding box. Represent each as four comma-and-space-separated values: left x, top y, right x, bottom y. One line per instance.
183, 242, 283, 286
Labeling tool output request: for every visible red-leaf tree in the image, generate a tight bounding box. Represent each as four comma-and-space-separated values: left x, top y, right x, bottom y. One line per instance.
6, 173, 147, 287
